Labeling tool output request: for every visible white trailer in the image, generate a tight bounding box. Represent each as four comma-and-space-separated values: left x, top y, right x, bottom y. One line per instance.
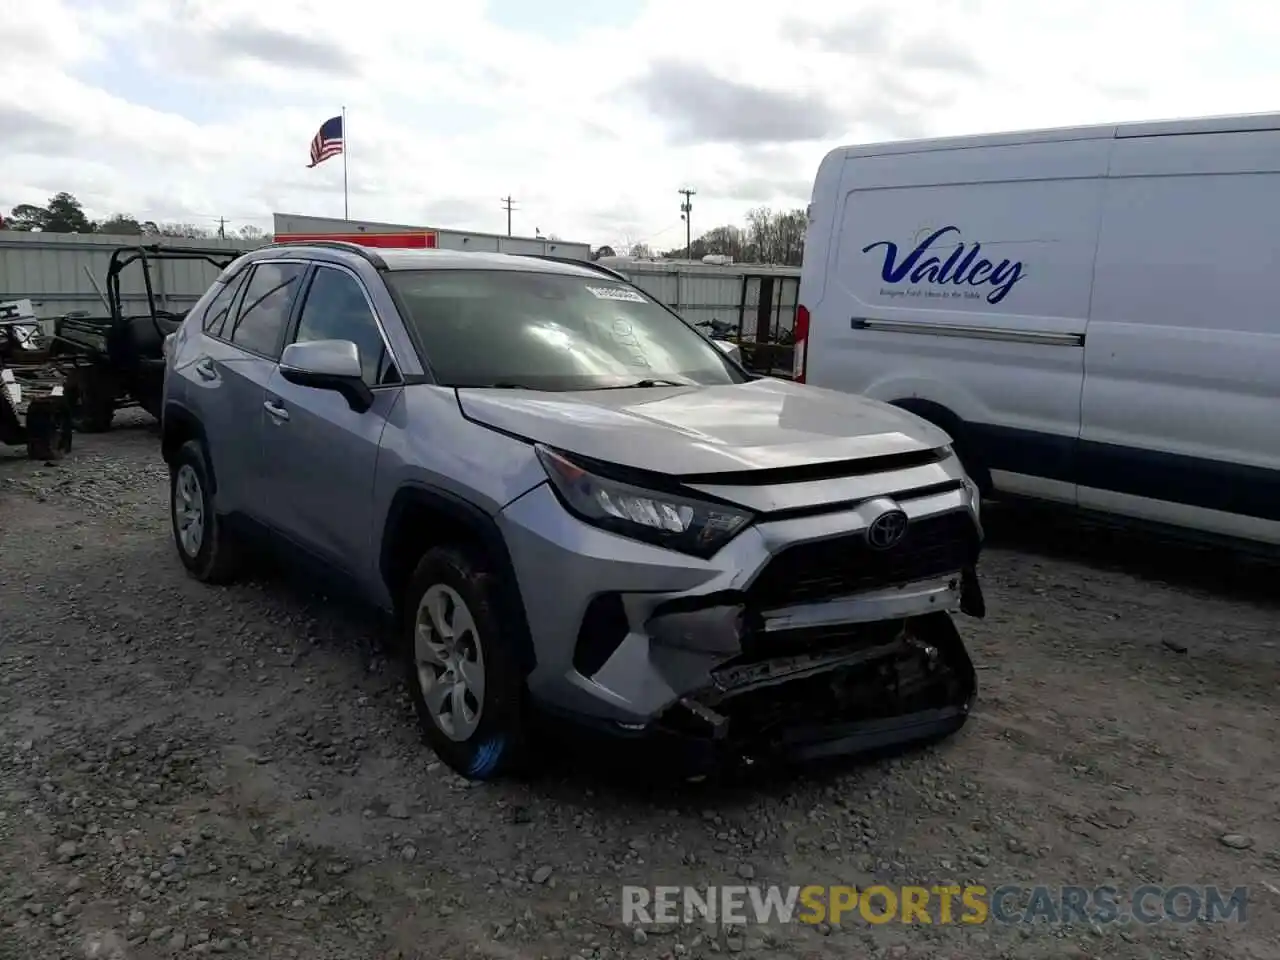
594, 255, 800, 342
272, 213, 591, 261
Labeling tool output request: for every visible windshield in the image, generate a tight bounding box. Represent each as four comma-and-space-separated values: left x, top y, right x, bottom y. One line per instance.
386, 268, 746, 390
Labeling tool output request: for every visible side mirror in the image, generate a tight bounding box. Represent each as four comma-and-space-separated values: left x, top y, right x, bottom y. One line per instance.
279, 339, 374, 413
712, 338, 742, 364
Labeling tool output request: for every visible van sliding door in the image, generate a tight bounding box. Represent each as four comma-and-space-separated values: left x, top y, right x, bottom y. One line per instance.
1081, 129, 1280, 542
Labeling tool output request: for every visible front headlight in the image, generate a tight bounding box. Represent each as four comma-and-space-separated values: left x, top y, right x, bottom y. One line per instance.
536, 445, 754, 558
960, 472, 981, 524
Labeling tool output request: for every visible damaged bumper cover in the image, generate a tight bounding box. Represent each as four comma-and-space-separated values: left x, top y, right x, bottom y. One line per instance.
652, 609, 977, 772
543, 570, 984, 775
501, 462, 986, 771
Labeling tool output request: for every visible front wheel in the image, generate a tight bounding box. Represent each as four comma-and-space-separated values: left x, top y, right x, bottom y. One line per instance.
403, 546, 531, 781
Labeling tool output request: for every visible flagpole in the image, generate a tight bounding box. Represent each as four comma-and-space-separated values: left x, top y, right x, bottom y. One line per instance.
341, 106, 349, 220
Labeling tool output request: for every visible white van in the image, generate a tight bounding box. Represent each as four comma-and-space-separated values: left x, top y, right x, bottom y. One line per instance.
795, 110, 1280, 549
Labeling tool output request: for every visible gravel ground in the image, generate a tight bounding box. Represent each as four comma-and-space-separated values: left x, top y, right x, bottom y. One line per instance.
2, 414, 1278, 960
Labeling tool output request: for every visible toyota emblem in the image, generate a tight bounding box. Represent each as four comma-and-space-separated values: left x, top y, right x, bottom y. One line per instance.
865, 509, 909, 550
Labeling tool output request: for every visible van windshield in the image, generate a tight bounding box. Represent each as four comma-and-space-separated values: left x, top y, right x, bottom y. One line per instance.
386, 268, 746, 390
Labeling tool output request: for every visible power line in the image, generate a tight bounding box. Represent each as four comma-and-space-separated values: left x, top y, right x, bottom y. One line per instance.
641, 222, 684, 245
678, 187, 696, 260
500, 196, 518, 237
619, 222, 682, 255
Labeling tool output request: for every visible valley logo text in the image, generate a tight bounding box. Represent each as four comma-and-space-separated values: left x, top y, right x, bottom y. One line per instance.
862, 225, 1026, 305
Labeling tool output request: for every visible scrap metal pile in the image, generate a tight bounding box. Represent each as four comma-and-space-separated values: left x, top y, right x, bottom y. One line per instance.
0, 298, 71, 460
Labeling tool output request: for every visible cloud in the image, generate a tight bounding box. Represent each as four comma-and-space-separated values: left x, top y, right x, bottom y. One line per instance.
0, 105, 77, 155
625, 60, 844, 145
2, 0, 1280, 253
702, 177, 813, 205
781, 8, 893, 53
898, 35, 986, 77
204, 22, 360, 74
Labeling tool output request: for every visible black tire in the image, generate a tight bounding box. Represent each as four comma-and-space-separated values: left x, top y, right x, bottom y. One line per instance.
25, 397, 73, 461
890, 400, 991, 498
169, 439, 241, 584
947, 434, 990, 499
402, 546, 532, 781
139, 393, 162, 422
67, 366, 115, 433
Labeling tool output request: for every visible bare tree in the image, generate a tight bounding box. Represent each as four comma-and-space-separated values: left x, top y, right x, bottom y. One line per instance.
661, 208, 806, 265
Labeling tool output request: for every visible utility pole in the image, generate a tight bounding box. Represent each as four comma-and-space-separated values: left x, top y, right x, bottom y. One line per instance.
500, 196, 517, 236
678, 188, 696, 260
217, 217, 226, 240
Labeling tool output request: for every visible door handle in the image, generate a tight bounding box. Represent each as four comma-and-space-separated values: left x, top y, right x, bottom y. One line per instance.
194, 358, 217, 381
263, 399, 290, 422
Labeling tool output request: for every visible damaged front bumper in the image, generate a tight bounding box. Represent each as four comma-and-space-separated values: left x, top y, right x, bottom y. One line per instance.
501, 465, 986, 771
650, 609, 977, 773
538, 570, 984, 775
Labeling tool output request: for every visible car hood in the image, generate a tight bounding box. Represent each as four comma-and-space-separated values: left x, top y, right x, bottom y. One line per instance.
453, 378, 950, 476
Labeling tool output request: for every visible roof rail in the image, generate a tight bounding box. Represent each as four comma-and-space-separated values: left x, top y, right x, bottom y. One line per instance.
269, 238, 387, 269
518, 253, 632, 284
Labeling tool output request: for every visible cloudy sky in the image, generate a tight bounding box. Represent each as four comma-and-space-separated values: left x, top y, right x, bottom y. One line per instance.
2, 0, 1278, 250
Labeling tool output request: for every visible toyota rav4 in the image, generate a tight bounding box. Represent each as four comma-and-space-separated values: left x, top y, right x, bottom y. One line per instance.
161, 241, 985, 780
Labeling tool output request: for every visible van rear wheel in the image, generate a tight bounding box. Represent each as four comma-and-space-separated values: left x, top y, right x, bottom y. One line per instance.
947, 436, 990, 498
890, 400, 990, 496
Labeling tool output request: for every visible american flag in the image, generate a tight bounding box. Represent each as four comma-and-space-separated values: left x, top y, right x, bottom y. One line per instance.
307, 115, 344, 168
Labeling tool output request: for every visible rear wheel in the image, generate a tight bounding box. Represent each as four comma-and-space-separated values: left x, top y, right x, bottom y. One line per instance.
25, 397, 72, 461
170, 440, 242, 583
402, 546, 532, 780
66, 366, 115, 433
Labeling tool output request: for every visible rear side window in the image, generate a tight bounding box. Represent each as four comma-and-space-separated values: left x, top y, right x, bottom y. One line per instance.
202, 272, 247, 339
227, 262, 306, 359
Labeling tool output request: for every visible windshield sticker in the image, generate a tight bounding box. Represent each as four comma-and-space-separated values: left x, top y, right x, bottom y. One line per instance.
585, 284, 648, 303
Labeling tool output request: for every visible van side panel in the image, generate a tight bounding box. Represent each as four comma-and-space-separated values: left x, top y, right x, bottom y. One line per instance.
1080, 130, 1280, 542
804, 139, 1111, 503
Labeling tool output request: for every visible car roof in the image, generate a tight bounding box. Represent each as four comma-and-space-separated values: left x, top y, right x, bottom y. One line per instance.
380, 248, 613, 278
254, 242, 613, 280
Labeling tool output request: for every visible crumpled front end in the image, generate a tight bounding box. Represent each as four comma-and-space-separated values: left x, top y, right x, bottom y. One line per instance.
645, 610, 977, 774
499, 444, 985, 772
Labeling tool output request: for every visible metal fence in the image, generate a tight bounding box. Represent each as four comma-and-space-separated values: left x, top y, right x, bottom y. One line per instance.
596, 257, 801, 341
0, 231, 266, 325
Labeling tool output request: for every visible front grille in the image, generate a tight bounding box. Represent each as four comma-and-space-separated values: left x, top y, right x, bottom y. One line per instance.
748, 511, 978, 608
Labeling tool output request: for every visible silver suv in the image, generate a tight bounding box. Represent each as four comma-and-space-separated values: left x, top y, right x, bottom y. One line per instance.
161, 241, 985, 780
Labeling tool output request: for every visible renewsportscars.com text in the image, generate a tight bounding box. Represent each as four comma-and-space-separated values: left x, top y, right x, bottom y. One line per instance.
622, 884, 1249, 927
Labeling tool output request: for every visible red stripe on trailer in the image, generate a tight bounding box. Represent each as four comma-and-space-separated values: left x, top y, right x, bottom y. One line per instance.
274, 232, 438, 249
792, 303, 810, 383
